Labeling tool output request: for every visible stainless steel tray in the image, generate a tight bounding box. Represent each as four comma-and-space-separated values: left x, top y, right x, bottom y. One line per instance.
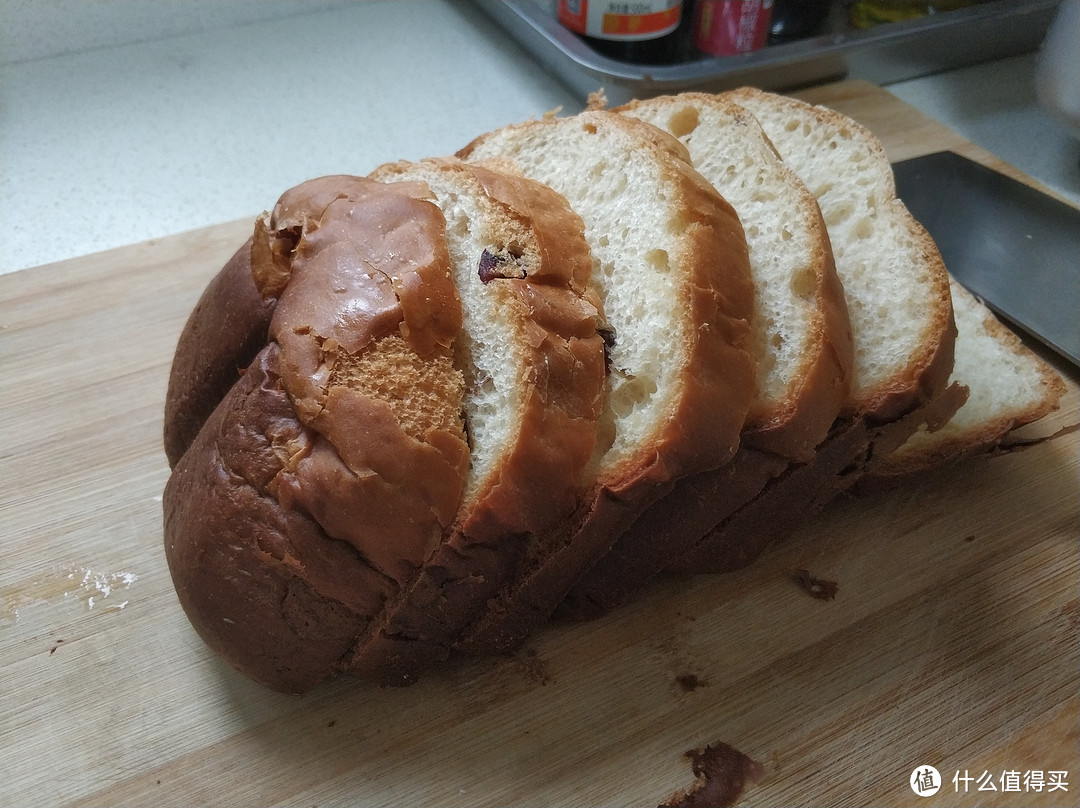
471, 0, 1059, 105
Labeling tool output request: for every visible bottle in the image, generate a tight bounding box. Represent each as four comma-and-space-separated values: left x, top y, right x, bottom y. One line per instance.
557, 0, 686, 64
767, 0, 832, 44
691, 1, 773, 57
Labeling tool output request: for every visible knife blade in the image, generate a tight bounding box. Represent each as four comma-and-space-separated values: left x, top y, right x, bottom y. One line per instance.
892, 150, 1079, 368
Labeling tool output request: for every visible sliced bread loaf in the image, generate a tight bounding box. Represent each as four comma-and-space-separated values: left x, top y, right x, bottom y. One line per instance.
454, 110, 756, 653
560, 92, 854, 617
342, 158, 608, 684
668, 88, 964, 575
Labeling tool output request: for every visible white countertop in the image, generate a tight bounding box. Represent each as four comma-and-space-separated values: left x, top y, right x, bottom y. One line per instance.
2, 0, 1078, 275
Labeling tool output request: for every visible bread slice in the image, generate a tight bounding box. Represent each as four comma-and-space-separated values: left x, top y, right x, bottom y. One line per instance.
342, 158, 608, 684
668, 88, 964, 575
728, 88, 958, 423
559, 92, 854, 617
621, 92, 853, 460
863, 278, 1066, 484
454, 109, 756, 654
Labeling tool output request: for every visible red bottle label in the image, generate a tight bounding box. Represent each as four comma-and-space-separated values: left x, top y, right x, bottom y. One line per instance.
558, 1, 683, 41
692, 0, 773, 55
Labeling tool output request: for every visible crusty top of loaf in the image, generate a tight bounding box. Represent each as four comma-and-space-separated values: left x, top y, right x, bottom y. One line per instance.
459, 110, 756, 494
726, 88, 956, 423
252, 175, 470, 584
619, 92, 853, 461
333, 158, 608, 684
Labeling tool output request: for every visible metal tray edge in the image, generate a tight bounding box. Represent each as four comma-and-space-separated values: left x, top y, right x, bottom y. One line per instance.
473, 0, 1058, 104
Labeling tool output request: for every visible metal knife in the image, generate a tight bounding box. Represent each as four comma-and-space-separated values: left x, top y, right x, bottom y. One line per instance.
892, 150, 1079, 368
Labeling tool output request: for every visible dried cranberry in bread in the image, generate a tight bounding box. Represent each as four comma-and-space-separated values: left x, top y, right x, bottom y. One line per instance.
669, 88, 964, 575
341, 158, 606, 684
454, 110, 755, 653
561, 92, 854, 616
164, 175, 469, 692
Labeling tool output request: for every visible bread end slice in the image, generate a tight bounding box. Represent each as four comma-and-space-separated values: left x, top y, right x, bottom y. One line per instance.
864, 278, 1067, 484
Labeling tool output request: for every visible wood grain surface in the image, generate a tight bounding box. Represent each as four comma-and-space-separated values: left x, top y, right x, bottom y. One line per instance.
1, 80, 1077, 808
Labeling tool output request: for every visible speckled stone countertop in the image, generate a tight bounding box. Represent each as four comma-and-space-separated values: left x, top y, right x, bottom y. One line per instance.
2, 0, 1077, 275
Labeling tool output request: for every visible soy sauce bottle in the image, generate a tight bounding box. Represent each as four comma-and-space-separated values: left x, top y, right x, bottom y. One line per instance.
557, 0, 687, 65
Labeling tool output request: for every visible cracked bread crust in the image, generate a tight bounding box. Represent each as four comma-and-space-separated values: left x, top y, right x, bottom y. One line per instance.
257, 176, 469, 584
163, 176, 472, 692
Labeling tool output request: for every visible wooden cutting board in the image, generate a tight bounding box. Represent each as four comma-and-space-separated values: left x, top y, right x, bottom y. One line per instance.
2, 80, 1077, 808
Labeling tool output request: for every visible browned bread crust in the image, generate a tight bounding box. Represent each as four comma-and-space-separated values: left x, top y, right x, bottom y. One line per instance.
163, 239, 276, 468
164, 175, 471, 691
163, 345, 393, 693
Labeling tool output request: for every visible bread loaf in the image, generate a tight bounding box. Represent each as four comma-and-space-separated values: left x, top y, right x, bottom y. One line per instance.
162, 88, 1067, 692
